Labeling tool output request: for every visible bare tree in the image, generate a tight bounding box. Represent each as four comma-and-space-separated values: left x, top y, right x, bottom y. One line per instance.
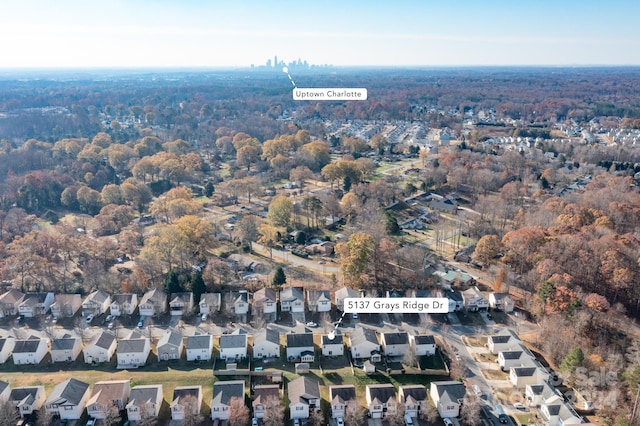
420, 402, 440, 425
0, 400, 19, 426
383, 404, 405, 426
103, 403, 122, 426
461, 395, 482, 426
228, 396, 250, 426
262, 396, 285, 426
138, 403, 157, 426
181, 395, 204, 426
343, 403, 368, 426
308, 408, 325, 426
36, 408, 54, 426
449, 357, 467, 380
403, 345, 419, 368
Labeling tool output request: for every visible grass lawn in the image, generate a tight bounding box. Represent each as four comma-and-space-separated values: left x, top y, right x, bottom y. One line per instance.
463, 335, 488, 348
419, 355, 446, 370
483, 369, 509, 380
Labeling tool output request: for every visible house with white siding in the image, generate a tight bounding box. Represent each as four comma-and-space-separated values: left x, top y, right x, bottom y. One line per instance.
219, 332, 248, 361
18, 292, 55, 317
0, 336, 16, 364
280, 287, 305, 312
171, 386, 202, 421
410, 334, 436, 356
9, 386, 46, 418
252, 328, 280, 359
127, 385, 163, 421
211, 380, 245, 422
349, 326, 381, 361
329, 385, 356, 419
186, 334, 213, 362
50, 294, 82, 318
156, 329, 184, 362
430, 381, 465, 419
82, 290, 111, 317
83, 330, 117, 364
117, 332, 151, 369
110, 293, 138, 316
307, 290, 331, 313
288, 376, 321, 420
44, 378, 90, 420
87, 380, 131, 419
169, 292, 194, 316
51, 336, 82, 363
13, 336, 49, 365
380, 332, 409, 357
139, 288, 167, 317
286, 333, 315, 362
199, 293, 221, 314
366, 384, 397, 419
0, 289, 24, 318
253, 385, 280, 419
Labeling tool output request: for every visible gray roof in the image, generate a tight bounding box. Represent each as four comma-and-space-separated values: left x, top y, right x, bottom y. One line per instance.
254, 328, 280, 346
322, 334, 344, 345
329, 385, 356, 404
9, 387, 42, 405
112, 293, 136, 304
117, 338, 148, 354
129, 385, 162, 406
432, 381, 466, 403
512, 367, 538, 377
13, 338, 44, 353
51, 338, 79, 351
253, 288, 277, 302
140, 288, 166, 304
400, 385, 427, 402
0, 337, 14, 352
413, 335, 435, 345
500, 351, 524, 360
280, 287, 303, 302
86, 290, 110, 305
383, 332, 409, 345
0, 289, 24, 304
157, 330, 183, 348
46, 378, 89, 406
212, 380, 245, 406
287, 333, 314, 348
288, 376, 321, 403
367, 384, 396, 404
187, 334, 212, 350
0, 380, 9, 395
220, 334, 247, 349
349, 327, 379, 347
173, 386, 201, 404
170, 292, 193, 304
307, 289, 331, 303
253, 385, 280, 405
93, 331, 116, 350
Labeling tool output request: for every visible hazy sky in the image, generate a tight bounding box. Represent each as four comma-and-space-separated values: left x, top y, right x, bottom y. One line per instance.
1, 0, 639, 68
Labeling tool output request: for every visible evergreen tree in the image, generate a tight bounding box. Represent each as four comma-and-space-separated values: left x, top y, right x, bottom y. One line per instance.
191, 271, 206, 304
204, 181, 215, 197
273, 266, 286, 286
164, 270, 183, 295
560, 347, 584, 372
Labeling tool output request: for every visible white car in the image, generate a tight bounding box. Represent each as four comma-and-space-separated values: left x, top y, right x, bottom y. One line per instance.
305, 321, 318, 328
443, 418, 454, 426
107, 322, 114, 329
201, 313, 208, 321
337, 417, 344, 426
252, 418, 259, 426
513, 402, 527, 410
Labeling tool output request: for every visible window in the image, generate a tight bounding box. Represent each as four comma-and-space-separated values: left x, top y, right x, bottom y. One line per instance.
446, 405, 455, 410
295, 406, 304, 411
64, 406, 73, 411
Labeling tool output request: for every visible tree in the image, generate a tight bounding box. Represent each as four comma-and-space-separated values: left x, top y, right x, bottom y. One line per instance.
258, 224, 281, 260
164, 269, 183, 294
384, 210, 400, 234
267, 195, 293, 228
191, 270, 206, 304
343, 403, 368, 426
273, 266, 287, 287
460, 394, 482, 426
473, 234, 502, 266
308, 408, 325, 426
0, 400, 19, 426
228, 396, 250, 426
103, 402, 122, 426
493, 269, 507, 293
262, 396, 285, 426
336, 232, 375, 286
420, 403, 440, 425
560, 347, 584, 373
383, 405, 405, 426
236, 215, 260, 252
290, 165, 313, 188
204, 181, 215, 197
36, 407, 54, 426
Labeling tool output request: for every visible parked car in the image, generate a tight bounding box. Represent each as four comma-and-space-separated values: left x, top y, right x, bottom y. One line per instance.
137, 320, 144, 328
443, 419, 454, 426
85, 314, 94, 323
305, 321, 318, 328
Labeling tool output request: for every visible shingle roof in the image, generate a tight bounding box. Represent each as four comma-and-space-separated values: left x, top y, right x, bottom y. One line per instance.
413, 335, 435, 345
0, 289, 24, 304
432, 381, 466, 403
400, 385, 427, 402
288, 376, 321, 403
253, 385, 280, 405
254, 328, 279, 346
329, 385, 356, 404
117, 338, 148, 354
13, 338, 44, 353
280, 287, 303, 302
46, 378, 89, 406
212, 380, 245, 406
287, 333, 314, 348
172, 386, 202, 404
500, 351, 524, 360
51, 338, 79, 351
112, 294, 136, 304
349, 327, 379, 347
220, 334, 247, 349
367, 384, 396, 404
93, 331, 116, 350
383, 332, 408, 345
187, 334, 212, 350
157, 330, 183, 348
9, 387, 43, 405
128, 385, 162, 407
512, 367, 538, 377
322, 334, 344, 345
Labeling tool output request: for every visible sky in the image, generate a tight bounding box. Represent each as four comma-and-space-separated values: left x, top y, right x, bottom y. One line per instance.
1, 0, 639, 68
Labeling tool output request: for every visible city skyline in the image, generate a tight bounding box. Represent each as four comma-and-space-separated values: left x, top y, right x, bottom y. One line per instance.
1, 0, 639, 69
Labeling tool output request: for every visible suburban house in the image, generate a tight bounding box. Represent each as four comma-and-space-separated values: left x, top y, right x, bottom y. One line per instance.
380, 332, 410, 357
117, 333, 151, 369
252, 288, 278, 319
186, 334, 213, 362
498, 347, 536, 371
510, 365, 549, 389
433, 270, 476, 289
51, 336, 82, 363
226, 290, 249, 317
322, 334, 344, 357
211, 380, 245, 422
410, 334, 436, 356
87, 380, 131, 419
487, 329, 522, 354
0, 289, 24, 318
462, 287, 489, 312
252, 327, 280, 359
127, 385, 164, 421
83, 330, 117, 364
280, 287, 305, 312
110, 293, 138, 316
365, 384, 398, 419
436, 289, 464, 312
82, 290, 111, 317
0, 336, 16, 364
9, 386, 46, 418
156, 329, 184, 362
526, 381, 562, 408
335, 286, 359, 312
18, 292, 55, 317
307, 289, 331, 313
288, 376, 321, 420
169, 292, 194, 316
0, 380, 10, 402
44, 378, 90, 420
139, 288, 167, 317
349, 326, 382, 361
329, 385, 357, 419
286, 333, 315, 362
219, 332, 248, 361
489, 292, 515, 313
430, 381, 466, 419
399, 385, 428, 418
423, 193, 457, 213
252, 385, 280, 419
540, 400, 583, 425
50, 294, 82, 318
199, 293, 221, 314
13, 336, 49, 365
171, 386, 203, 421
